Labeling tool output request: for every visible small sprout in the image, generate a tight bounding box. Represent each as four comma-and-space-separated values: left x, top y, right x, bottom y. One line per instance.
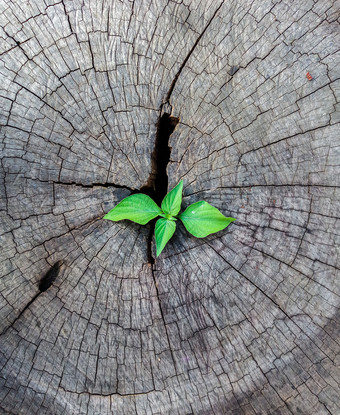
104, 180, 236, 256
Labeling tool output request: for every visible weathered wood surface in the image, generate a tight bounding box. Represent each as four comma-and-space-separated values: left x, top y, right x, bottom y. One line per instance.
1, 0, 340, 414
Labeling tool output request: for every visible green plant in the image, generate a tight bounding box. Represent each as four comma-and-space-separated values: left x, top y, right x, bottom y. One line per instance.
104, 181, 236, 256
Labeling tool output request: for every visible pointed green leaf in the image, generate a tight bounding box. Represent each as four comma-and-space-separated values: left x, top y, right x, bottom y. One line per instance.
103, 194, 162, 225
155, 218, 176, 257
179, 200, 236, 238
161, 180, 183, 216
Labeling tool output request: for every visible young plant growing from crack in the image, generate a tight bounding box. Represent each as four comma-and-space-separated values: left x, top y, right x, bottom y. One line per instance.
104, 181, 236, 257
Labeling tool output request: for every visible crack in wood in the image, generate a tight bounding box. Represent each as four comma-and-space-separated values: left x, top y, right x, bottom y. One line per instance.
58, 383, 162, 398
38, 260, 62, 292
0, 262, 63, 336
52, 180, 134, 192
164, 2, 224, 103
150, 265, 179, 375
141, 4, 223, 263
1, 1, 340, 412
141, 113, 179, 205
142, 112, 179, 263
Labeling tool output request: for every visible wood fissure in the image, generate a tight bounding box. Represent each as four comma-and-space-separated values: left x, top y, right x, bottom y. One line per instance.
51, 180, 134, 191
164, 2, 224, 103
38, 261, 62, 292
1, 262, 63, 337
1, 0, 340, 413
142, 2, 223, 261
1, 292, 40, 337
142, 113, 179, 263
150, 266, 178, 375
147, 113, 179, 205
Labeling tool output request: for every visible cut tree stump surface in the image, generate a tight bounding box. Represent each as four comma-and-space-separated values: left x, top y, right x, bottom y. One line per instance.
1, 1, 340, 414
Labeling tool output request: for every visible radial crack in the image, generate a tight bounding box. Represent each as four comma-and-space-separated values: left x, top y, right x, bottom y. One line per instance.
164, 2, 224, 103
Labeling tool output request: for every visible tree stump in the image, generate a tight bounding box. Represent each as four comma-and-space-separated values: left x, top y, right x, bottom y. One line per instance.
1, 1, 339, 414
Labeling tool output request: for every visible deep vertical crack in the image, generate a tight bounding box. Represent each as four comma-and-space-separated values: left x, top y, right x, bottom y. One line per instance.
143, 112, 179, 264
164, 2, 224, 103
141, 112, 179, 205
142, 3, 223, 263
150, 265, 179, 375
38, 261, 62, 292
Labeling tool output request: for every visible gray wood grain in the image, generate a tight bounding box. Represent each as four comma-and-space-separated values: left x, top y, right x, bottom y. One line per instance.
1, 0, 339, 414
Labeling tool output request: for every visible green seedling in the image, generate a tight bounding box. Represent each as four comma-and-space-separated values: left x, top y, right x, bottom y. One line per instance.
104, 181, 236, 257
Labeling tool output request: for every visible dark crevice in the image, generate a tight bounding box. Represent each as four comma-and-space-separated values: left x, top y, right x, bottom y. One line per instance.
61, 0, 76, 40
0, 297, 34, 337
1, 262, 62, 337
140, 3, 223, 262
228, 65, 239, 76
140, 112, 179, 205
150, 266, 178, 374
164, 2, 224, 103
58, 383, 161, 397
146, 221, 156, 265
3, 29, 30, 61
141, 112, 179, 263
26, 176, 134, 192
140, 2, 223, 203
39, 261, 62, 292
52, 180, 134, 192
2, 292, 40, 335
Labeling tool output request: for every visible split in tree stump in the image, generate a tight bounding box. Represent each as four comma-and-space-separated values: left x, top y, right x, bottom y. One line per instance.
0, 1, 340, 414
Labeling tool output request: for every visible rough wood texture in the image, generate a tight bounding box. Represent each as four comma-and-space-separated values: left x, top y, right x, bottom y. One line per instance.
1, 0, 339, 414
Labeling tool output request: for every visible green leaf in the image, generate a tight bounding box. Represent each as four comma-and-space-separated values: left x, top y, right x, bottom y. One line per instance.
103, 194, 162, 225
179, 200, 236, 238
155, 218, 176, 257
161, 180, 183, 216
